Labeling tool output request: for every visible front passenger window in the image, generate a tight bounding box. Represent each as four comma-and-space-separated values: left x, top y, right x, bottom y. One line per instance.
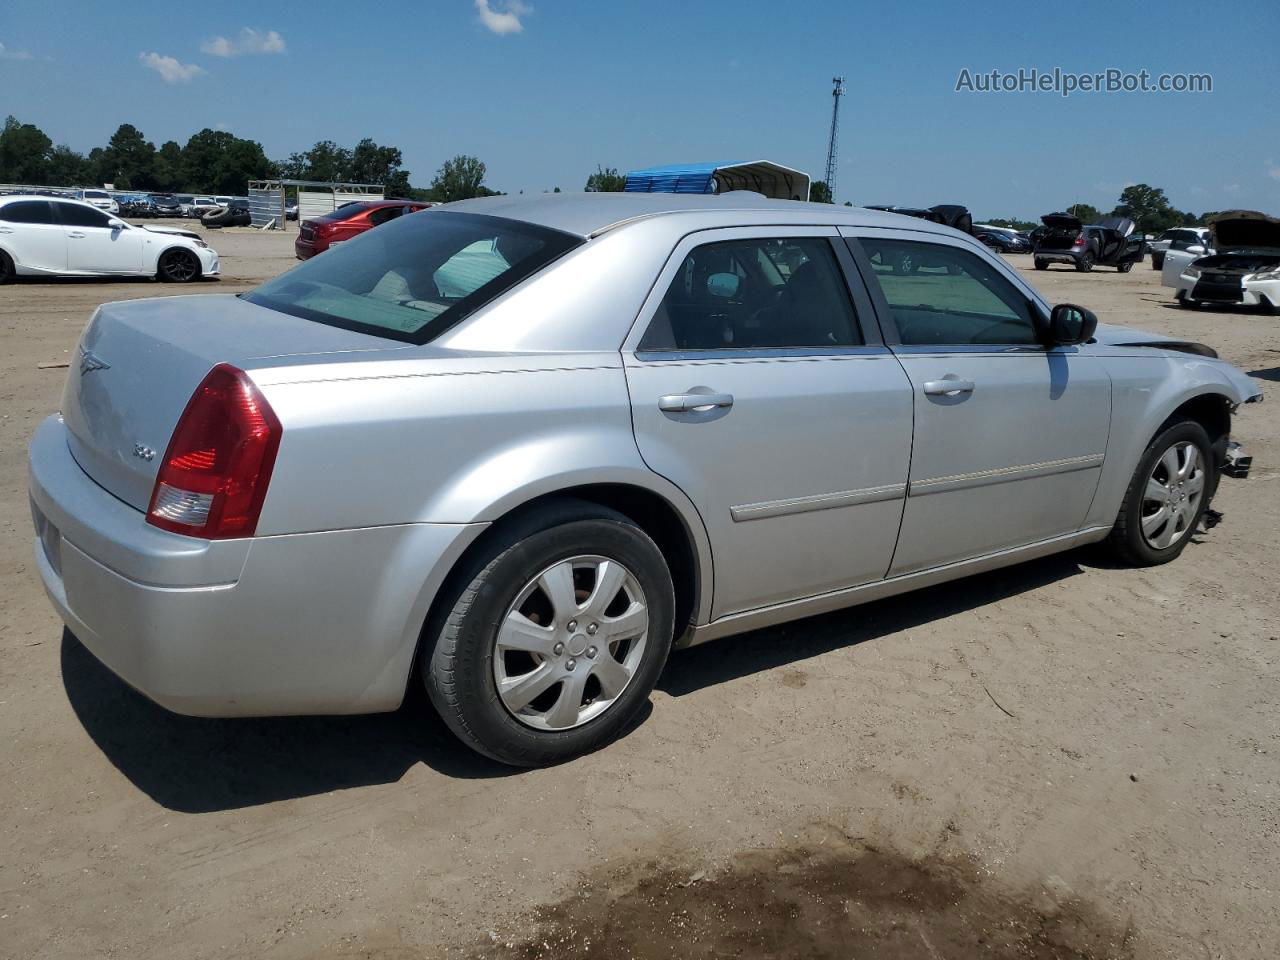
640, 237, 861, 352
55, 202, 113, 229
858, 238, 1039, 346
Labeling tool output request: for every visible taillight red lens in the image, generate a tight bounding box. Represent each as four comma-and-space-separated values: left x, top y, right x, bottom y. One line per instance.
1074, 233, 1085, 246
146, 364, 281, 539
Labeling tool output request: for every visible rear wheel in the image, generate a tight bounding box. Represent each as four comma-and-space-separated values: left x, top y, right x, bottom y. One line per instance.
1107, 419, 1212, 566
1151, 254, 1164, 270
1076, 252, 1095, 272
1034, 258, 1048, 270
0, 249, 14, 284
157, 248, 200, 283
1117, 260, 1133, 273
423, 499, 676, 767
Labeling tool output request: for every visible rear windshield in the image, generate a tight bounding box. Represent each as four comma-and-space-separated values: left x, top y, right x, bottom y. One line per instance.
316, 202, 375, 222
244, 210, 583, 344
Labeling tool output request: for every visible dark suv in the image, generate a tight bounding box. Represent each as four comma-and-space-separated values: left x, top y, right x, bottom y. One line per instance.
1033, 213, 1145, 272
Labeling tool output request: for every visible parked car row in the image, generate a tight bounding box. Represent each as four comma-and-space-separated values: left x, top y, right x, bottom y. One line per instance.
25, 193, 1261, 766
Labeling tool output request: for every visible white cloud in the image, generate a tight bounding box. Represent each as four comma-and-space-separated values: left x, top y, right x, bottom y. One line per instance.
0, 41, 34, 61
474, 0, 531, 35
139, 52, 206, 84
1267, 161, 1280, 181
1223, 183, 1241, 194
201, 28, 286, 57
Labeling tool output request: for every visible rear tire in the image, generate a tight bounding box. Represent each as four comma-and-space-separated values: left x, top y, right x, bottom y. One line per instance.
1076, 253, 1095, 272
1034, 259, 1048, 270
1151, 254, 1164, 270
1106, 419, 1213, 567
157, 248, 200, 283
0, 249, 14, 284
423, 499, 676, 767
1117, 261, 1133, 273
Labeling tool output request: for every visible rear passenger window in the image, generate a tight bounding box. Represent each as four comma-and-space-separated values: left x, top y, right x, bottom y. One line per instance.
0, 200, 53, 224
858, 238, 1039, 346
639, 237, 862, 352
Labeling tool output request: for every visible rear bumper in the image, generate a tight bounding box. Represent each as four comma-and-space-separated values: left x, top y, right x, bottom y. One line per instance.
1035, 250, 1084, 264
28, 415, 485, 717
294, 237, 321, 260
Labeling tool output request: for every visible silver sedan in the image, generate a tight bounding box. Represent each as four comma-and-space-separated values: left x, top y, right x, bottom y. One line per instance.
28, 194, 1261, 766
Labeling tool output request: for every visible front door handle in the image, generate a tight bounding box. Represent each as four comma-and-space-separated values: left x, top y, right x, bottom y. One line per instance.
658, 392, 734, 413
922, 378, 975, 396
67, 231, 86, 239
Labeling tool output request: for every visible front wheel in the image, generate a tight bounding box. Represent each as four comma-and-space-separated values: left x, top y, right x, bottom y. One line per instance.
424, 500, 675, 767
1076, 252, 1095, 272
1151, 255, 1164, 270
1117, 261, 1133, 273
1034, 258, 1048, 270
1106, 420, 1213, 566
157, 248, 200, 282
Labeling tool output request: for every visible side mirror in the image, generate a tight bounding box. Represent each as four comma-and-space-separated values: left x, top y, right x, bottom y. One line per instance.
1185, 244, 1205, 255
107, 218, 126, 230
1048, 303, 1097, 346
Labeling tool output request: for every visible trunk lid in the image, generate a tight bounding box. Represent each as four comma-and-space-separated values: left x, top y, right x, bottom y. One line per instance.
62, 293, 409, 511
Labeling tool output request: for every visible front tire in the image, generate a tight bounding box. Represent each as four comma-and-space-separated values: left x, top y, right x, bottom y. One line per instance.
1034, 258, 1048, 270
424, 499, 675, 767
0, 249, 14, 284
157, 248, 200, 283
1106, 419, 1213, 566
1117, 261, 1133, 273
1076, 252, 1095, 272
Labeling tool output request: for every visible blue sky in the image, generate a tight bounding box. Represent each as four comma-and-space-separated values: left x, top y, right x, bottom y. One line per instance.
2, 0, 1277, 218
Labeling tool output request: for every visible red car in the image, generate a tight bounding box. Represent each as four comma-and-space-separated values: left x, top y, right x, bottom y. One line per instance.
294, 200, 432, 259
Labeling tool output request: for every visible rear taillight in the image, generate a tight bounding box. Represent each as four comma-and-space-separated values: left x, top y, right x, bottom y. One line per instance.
1074, 233, 1085, 246
146, 364, 281, 539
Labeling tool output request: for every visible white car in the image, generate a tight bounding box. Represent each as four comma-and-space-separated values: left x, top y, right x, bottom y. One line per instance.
1170, 211, 1280, 313
1150, 227, 1211, 271
0, 196, 219, 283
74, 189, 120, 215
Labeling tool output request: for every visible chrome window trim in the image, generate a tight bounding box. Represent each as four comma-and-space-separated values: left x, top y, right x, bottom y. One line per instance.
621, 224, 885, 359
730, 482, 907, 522
634, 345, 893, 363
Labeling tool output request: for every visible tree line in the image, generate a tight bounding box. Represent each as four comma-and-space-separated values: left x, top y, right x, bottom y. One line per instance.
984, 185, 1225, 235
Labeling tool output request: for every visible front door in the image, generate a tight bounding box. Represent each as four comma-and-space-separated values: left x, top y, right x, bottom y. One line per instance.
623, 227, 914, 620
847, 230, 1111, 575
55, 202, 144, 274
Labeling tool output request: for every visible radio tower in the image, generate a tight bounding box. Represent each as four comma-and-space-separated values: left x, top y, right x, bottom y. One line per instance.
823, 76, 845, 200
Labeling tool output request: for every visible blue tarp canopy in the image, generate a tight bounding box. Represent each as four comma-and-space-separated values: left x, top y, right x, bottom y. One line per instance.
623, 160, 810, 201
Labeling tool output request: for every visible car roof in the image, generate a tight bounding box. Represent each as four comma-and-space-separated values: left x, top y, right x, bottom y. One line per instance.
439, 192, 961, 239
0, 194, 100, 209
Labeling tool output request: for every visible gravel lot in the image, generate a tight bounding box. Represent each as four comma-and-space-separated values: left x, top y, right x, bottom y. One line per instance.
1, 224, 1276, 959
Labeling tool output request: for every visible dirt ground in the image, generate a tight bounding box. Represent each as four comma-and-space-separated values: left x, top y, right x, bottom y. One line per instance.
1, 224, 1277, 960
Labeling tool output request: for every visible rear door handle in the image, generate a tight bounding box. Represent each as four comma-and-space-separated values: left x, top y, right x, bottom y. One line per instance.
922, 378, 975, 396
658, 392, 734, 413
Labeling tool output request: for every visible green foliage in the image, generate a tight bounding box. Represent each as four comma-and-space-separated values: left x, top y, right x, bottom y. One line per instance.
0, 115, 54, 184
279, 137, 414, 196
1110, 183, 1196, 234
429, 155, 494, 202
585, 165, 626, 192
1065, 203, 1101, 224
809, 180, 833, 204
98, 123, 156, 189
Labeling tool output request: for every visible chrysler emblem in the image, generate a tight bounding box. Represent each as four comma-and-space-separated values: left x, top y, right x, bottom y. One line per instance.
79, 348, 110, 375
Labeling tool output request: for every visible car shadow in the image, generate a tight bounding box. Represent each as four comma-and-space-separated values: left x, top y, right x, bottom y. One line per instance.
63, 552, 1087, 811
658, 551, 1088, 698
1247, 367, 1280, 382
59, 629, 521, 812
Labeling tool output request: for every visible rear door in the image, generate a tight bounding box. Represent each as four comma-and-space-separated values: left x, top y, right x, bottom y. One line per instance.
623, 227, 914, 619
845, 229, 1111, 575
0, 200, 66, 272
54, 202, 144, 274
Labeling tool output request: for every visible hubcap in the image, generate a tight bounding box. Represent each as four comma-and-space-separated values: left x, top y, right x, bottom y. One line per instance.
1140, 441, 1205, 549
493, 555, 649, 731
